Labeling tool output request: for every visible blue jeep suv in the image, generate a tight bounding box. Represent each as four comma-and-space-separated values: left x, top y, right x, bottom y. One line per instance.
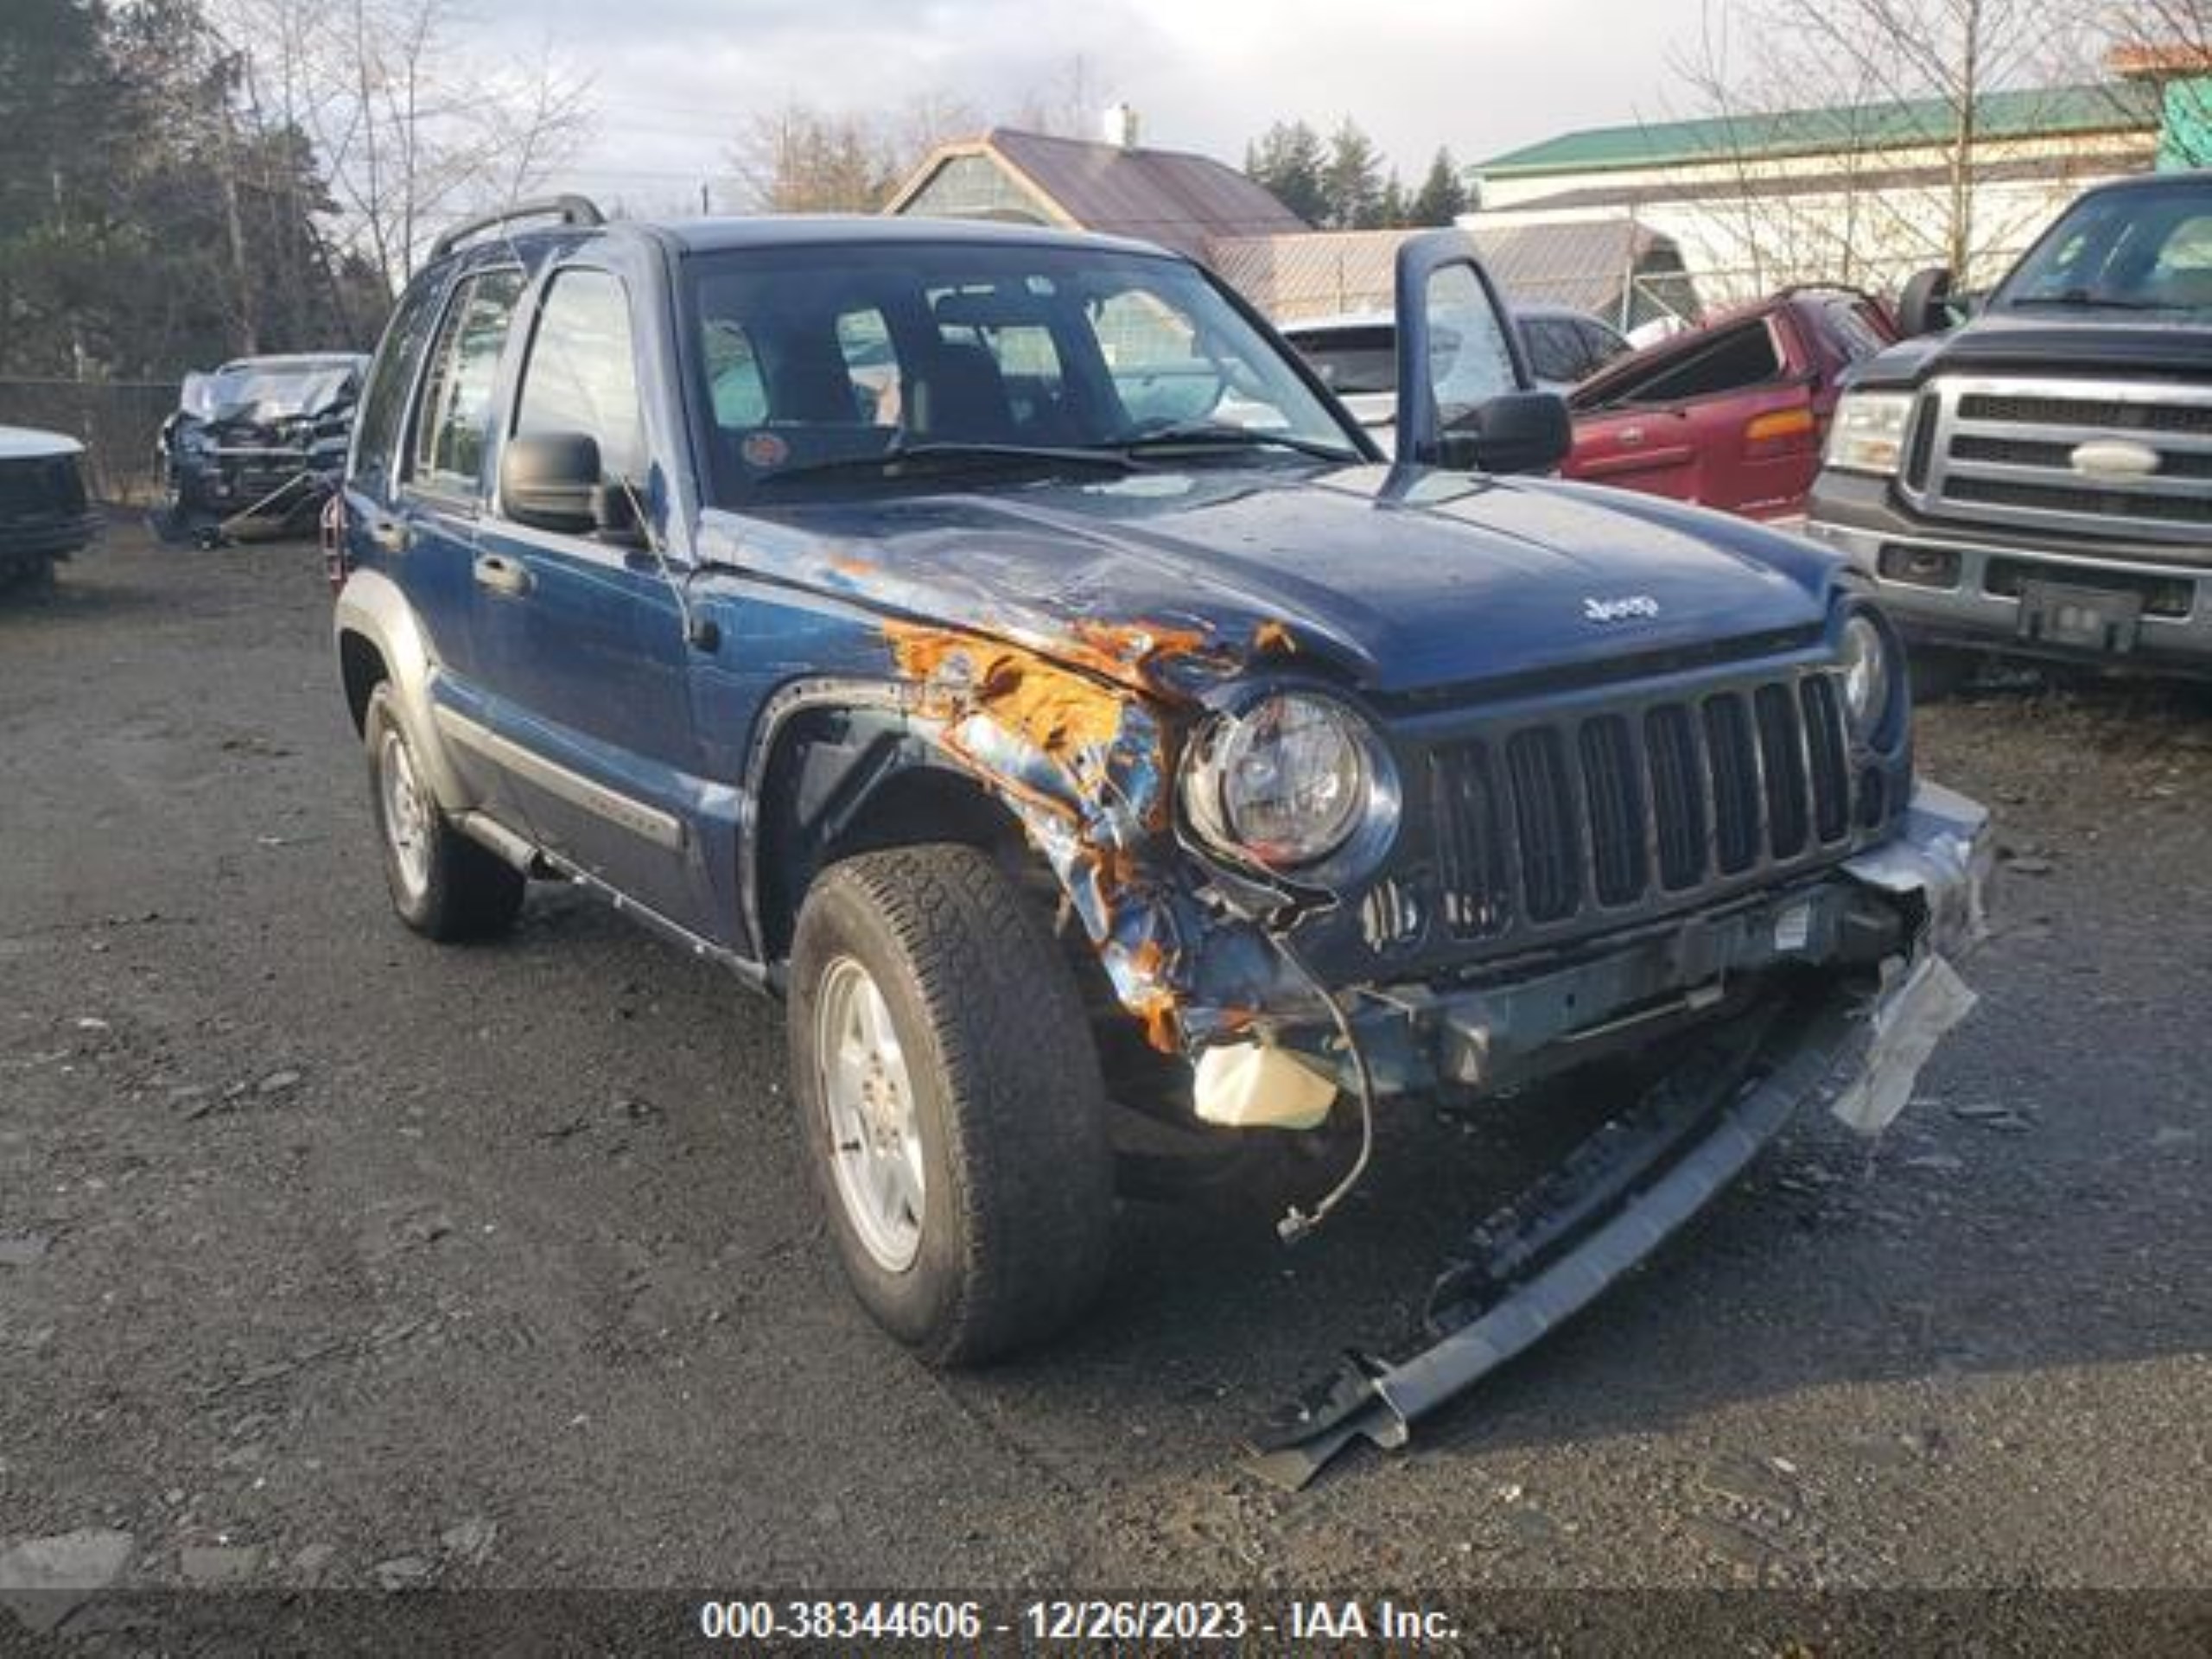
331, 199, 1988, 1435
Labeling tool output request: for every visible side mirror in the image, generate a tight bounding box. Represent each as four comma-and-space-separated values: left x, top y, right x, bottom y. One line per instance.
1435, 391, 1573, 475
499, 431, 600, 534
1896, 267, 1955, 338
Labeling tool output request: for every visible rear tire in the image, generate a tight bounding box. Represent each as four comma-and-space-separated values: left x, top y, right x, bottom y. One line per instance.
363, 683, 524, 942
789, 844, 1115, 1367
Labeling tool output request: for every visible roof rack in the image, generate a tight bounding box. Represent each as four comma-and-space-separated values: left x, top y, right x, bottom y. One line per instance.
429, 194, 605, 261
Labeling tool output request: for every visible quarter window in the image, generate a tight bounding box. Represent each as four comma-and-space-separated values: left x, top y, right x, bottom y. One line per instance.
410, 268, 524, 493
514, 269, 649, 483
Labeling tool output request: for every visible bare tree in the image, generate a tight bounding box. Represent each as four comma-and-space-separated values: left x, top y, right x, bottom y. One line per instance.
209, 0, 594, 294
1009, 54, 1103, 138
728, 104, 900, 214
726, 92, 992, 216
1668, 0, 2106, 298
2097, 0, 2212, 167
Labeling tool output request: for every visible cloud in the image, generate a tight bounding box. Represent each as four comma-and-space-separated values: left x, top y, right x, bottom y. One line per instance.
466, 0, 1712, 208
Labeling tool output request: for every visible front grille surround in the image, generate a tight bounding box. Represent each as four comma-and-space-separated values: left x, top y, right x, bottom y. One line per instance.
1908, 374, 2212, 550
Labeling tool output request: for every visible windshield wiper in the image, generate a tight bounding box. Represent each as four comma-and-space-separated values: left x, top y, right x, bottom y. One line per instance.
2008, 289, 2178, 314
1107, 423, 1363, 463
753, 441, 1141, 486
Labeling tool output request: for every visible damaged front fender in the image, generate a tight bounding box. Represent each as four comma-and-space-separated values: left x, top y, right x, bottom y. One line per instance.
880, 620, 1301, 1053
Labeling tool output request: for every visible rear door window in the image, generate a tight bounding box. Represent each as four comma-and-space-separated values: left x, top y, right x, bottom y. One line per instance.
1815, 296, 1896, 363
409, 268, 525, 495
1522, 319, 1583, 383
512, 268, 648, 484
1576, 319, 1630, 375
352, 276, 448, 494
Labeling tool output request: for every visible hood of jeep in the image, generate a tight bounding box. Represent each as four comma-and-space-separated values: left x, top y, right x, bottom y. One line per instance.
711, 463, 1840, 700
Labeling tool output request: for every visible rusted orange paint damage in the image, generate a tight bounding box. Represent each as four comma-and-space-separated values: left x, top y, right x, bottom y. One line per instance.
884, 620, 1211, 1052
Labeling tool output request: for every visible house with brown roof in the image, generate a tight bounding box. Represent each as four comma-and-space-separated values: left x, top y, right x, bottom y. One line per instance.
885, 119, 1692, 334
884, 122, 1308, 261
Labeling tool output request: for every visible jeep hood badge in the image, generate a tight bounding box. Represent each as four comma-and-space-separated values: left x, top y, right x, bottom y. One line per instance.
1583, 594, 1662, 623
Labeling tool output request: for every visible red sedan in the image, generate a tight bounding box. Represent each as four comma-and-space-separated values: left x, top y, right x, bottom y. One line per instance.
1564, 289, 1898, 524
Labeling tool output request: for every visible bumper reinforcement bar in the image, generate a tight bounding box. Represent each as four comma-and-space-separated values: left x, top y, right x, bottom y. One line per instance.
1248, 991, 1858, 1491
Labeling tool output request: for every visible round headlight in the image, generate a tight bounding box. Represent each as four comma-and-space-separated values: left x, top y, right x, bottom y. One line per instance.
1838, 611, 1893, 738
1181, 692, 1395, 874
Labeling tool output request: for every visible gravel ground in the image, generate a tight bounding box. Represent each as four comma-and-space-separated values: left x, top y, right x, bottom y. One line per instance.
3, 524, 2208, 1599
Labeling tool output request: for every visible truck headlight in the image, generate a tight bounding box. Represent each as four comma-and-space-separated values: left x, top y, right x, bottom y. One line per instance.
1838, 608, 1897, 739
1181, 691, 1398, 877
1826, 391, 1915, 477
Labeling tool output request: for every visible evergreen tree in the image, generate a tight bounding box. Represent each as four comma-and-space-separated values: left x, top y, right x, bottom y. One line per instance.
1242, 119, 1328, 226
1321, 118, 1383, 231
1409, 147, 1469, 226
0, 0, 383, 379
1377, 170, 1408, 230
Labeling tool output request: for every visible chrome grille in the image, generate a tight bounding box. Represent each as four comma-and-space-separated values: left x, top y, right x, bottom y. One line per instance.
1914, 375, 2212, 548
1428, 672, 1857, 944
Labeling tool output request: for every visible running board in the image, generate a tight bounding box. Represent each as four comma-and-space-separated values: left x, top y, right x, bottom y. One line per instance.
1248, 995, 1856, 1491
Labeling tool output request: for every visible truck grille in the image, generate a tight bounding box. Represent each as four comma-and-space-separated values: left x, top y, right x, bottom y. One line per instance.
1427, 673, 1858, 943
1913, 376, 2212, 549
0, 455, 86, 521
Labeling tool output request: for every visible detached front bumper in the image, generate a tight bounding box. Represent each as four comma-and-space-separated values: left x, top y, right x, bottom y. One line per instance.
1337, 779, 1991, 1105
1251, 782, 1991, 1487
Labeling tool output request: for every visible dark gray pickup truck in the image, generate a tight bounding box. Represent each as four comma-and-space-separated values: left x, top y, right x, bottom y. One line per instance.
0, 425, 98, 591
1809, 174, 2212, 682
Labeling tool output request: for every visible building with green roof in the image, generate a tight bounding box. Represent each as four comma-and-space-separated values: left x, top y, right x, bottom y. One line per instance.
1462, 80, 2162, 311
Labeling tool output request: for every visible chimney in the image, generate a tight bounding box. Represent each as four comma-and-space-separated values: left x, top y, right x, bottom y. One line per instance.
1103, 103, 1141, 149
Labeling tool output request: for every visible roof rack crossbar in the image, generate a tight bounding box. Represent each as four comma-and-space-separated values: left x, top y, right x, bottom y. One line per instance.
429, 194, 605, 260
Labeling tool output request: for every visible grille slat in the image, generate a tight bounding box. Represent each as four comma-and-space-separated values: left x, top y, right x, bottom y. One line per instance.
1753, 683, 1811, 860
1426, 672, 1855, 944
1430, 741, 1511, 939
1802, 676, 1850, 843
1703, 694, 1762, 875
1506, 729, 1581, 924
1645, 705, 1707, 890
1579, 715, 1648, 906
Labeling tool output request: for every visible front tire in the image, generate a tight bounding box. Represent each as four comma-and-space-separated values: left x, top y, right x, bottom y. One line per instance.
363, 683, 524, 942
789, 844, 1114, 1367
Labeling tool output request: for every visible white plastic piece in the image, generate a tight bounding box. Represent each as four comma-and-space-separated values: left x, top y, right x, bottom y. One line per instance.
1830, 952, 1978, 1136
1193, 1042, 1338, 1132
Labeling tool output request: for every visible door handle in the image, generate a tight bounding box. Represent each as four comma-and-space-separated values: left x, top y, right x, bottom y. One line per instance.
368, 517, 410, 553
1620, 426, 1645, 446
473, 553, 531, 596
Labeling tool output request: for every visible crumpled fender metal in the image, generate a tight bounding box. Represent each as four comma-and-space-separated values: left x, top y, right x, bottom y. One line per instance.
1840, 777, 1993, 957
877, 620, 1302, 1052
332, 568, 473, 811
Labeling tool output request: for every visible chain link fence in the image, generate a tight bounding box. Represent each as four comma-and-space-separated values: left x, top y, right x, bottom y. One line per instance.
0, 378, 179, 505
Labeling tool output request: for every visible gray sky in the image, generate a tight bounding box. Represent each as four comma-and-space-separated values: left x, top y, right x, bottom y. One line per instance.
494, 0, 1718, 213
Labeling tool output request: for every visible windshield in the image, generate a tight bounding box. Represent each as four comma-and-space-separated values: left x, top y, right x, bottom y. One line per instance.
181, 359, 362, 422
684, 241, 1361, 502
1997, 181, 2212, 317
